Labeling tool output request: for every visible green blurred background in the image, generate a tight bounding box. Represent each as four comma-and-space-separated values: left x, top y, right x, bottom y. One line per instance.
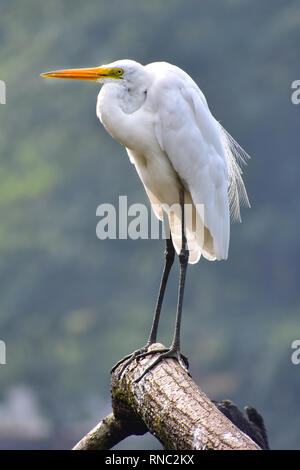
0, 0, 299, 450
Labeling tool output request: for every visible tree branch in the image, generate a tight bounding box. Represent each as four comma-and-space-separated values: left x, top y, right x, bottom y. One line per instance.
73, 343, 262, 450
73, 412, 146, 450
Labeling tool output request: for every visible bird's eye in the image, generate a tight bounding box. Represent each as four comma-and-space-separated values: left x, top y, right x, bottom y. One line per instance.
115, 69, 124, 76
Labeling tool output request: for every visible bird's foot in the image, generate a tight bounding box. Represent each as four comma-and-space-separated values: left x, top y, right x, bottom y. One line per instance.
111, 345, 150, 379
133, 347, 189, 383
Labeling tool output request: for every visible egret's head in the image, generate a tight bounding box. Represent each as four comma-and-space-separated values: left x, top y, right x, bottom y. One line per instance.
41, 59, 147, 87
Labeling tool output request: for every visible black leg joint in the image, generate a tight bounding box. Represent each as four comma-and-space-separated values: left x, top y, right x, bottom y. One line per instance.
164, 238, 175, 265
179, 248, 189, 265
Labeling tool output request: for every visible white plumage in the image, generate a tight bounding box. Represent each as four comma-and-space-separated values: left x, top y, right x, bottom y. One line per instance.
96, 60, 249, 263
41, 58, 251, 378
42, 59, 249, 263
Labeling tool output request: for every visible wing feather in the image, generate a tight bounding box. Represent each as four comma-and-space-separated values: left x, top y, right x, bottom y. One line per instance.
152, 67, 249, 260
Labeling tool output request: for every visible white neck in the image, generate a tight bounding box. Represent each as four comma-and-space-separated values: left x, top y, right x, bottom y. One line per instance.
96, 77, 150, 147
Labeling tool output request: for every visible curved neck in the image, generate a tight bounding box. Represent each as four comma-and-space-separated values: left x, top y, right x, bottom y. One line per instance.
96, 79, 150, 147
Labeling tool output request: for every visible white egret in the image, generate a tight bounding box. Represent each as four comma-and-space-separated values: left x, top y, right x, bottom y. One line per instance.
41, 59, 249, 381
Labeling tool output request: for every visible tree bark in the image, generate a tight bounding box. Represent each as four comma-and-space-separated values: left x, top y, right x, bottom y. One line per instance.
72, 413, 145, 450
73, 343, 261, 450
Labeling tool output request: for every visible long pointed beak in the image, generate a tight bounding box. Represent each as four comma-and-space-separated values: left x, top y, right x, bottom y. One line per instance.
41, 66, 114, 81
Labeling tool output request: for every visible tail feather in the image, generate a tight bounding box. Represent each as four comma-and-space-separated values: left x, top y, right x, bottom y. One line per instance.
218, 123, 250, 222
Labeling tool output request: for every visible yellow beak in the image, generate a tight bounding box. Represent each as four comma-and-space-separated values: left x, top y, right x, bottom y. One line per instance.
41, 66, 118, 81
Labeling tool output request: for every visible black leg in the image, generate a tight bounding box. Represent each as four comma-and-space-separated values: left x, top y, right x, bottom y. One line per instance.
147, 233, 175, 345
111, 223, 175, 376
134, 188, 189, 383
170, 189, 189, 352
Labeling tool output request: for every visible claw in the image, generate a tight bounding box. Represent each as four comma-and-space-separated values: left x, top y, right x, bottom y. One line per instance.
111, 353, 135, 374
112, 344, 190, 383
111, 345, 149, 379
134, 347, 189, 383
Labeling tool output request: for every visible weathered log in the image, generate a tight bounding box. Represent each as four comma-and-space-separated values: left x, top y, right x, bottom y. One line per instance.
73, 343, 261, 450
